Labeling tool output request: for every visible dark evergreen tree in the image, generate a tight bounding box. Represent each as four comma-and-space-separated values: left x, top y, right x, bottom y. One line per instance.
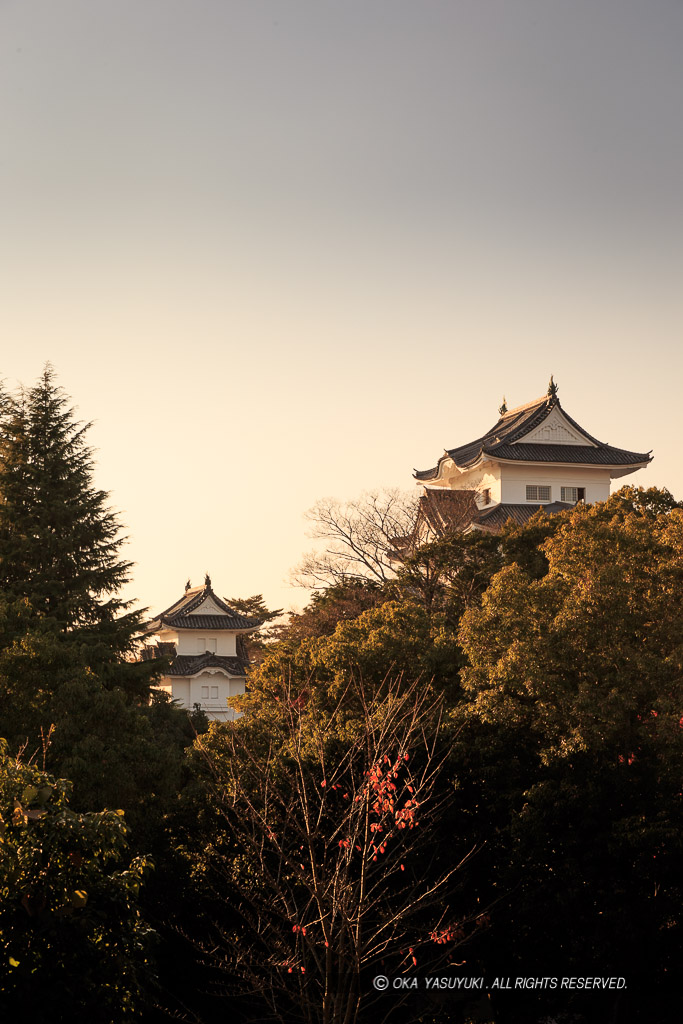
0, 368, 193, 819
0, 366, 153, 698
226, 593, 283, 663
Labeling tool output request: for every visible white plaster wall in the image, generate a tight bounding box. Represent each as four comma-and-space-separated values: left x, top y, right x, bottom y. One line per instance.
171, 678, 190, 706
174, 631, 238, 656
156, 627, 179, 647
446, 464, 502, 505
154, 673, 245, 721
189, 670, 245, 722
499, 464, 612, 504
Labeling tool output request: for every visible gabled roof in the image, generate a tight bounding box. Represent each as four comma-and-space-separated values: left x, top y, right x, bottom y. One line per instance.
415, 387, 652, 482
147, 576, 261, 633
418, 488, 480, 535
389, 489, 479, 556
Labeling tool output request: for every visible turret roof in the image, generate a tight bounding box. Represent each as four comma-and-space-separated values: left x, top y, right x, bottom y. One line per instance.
166, 653, 248, 677
147, 577, 261, 633
415, 389, 652, 482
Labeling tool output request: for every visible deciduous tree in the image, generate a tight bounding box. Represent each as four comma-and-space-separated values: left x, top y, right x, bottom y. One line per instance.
293, 490, 420, 588
189, 677, 479, 1024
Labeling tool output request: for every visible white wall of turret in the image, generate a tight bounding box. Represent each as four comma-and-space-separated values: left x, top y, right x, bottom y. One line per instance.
499, 464, 611, 504
444, 463, 502, 506
153, 627, 238, 657
165, 673, 242, 722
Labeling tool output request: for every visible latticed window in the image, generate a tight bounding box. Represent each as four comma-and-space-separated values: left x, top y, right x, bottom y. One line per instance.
197, 637, 218, 653
526, 485, 551, 502
561, 486, 578, 503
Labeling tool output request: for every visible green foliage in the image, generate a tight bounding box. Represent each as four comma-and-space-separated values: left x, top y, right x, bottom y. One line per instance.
454, 492, 683, 1005
235, 599, 464, 737
0, 743, 154, 1022
227, 594, 283, 626
396, 531, 503, 618
460, 500, 683, 760
227, 593, 284, 663
0, 594, 192, 824
0, 370, 194, 819
283, 578, 387, 641
0, 368, 151, 693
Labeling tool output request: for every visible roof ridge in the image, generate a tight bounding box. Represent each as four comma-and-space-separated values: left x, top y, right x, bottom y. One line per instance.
501, 394, 548, 417
151, 579, 254, 626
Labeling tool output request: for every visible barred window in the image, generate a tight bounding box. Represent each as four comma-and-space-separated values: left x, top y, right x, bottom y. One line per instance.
561, 486, 578, 503
526, 485, 551, 502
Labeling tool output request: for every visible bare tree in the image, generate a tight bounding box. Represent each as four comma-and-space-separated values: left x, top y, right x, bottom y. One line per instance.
193, 677, 481, 1024
292, 489, 421, 588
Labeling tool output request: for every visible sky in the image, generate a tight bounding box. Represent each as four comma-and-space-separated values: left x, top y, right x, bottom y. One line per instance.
1, 0, 681, 618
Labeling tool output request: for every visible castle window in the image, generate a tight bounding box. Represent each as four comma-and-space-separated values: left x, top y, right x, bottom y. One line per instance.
561, 486, 578, 503
197, 637, 217, 653
201, 685, 209, 699
210, 686, 218, 699
482, 488, 491, 505
526, 485, 551, 502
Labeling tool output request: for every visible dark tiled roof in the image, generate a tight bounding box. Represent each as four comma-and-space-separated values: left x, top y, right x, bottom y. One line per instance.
140, 642, 176, 662
158, 614, 258, 631
389, 488, 480, 555
147, 579, 261, 633
165, 654, 248, 677
414, 393, 651, 480
414, 464, 439, 482
420, 488, 480, 534
472, 501, 573, 532
486, 443, 651, 466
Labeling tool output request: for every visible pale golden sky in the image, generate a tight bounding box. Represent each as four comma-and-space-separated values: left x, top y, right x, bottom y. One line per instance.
1, 1, 680, 616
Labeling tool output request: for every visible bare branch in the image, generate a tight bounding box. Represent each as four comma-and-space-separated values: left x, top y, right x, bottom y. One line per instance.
192, 675, 480, 1024
292, 490, 420, 588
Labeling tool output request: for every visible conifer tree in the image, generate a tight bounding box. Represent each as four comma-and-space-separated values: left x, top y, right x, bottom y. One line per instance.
0, 366, 152, 698
0, 368, 187, 816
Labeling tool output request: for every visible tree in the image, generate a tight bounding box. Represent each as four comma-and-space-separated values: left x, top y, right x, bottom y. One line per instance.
0, 366, 153, 699
227, 594, 284, 664
0, 369, 189, 819
293, 490, 420, 588
188, 677, 480, 1024
0, 743, 154, 1023
453, 493, 683, 1018
282, 579, 387, 643
395, 531, 503, 619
